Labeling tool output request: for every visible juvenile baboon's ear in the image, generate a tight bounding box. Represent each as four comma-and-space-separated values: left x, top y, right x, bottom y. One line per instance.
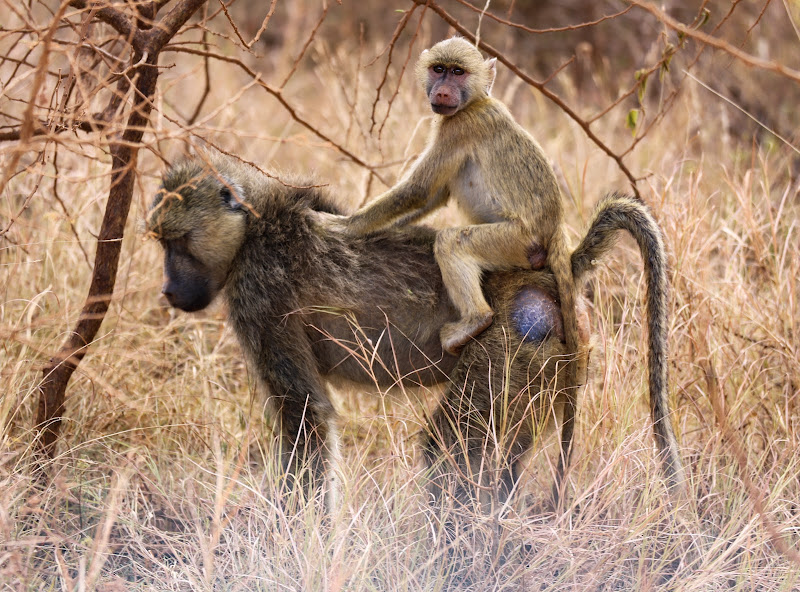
485, 57, 497, 94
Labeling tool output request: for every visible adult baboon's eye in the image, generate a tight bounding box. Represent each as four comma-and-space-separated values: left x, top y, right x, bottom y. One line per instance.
220, 186, 242, 210
452, 67, 465, 75
432, 64, 445, 74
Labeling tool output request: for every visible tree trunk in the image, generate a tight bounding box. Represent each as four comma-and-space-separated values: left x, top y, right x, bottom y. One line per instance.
34, 0, 208, 467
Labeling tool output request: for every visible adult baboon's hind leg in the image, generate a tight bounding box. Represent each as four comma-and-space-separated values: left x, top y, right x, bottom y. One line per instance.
552, 393, 576, 508
423, 362, 520, 513
550, 296, 591, 509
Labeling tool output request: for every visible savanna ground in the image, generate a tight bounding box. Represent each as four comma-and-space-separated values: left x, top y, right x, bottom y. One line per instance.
1, 1, 799, 590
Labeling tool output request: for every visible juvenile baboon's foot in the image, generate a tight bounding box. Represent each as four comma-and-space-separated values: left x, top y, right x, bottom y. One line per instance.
441, 311, 493, 355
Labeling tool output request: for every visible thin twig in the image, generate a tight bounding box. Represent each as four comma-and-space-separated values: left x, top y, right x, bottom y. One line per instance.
684, 70, 800, 156
186, 27, 211, 125
279, 1, 329, 89
378, 4, 427, 138
51, 144, 92, 267
368, 6, 417, 134
165, 45, 388, 185
246, 0, 279, 48
215, 0, 250, 50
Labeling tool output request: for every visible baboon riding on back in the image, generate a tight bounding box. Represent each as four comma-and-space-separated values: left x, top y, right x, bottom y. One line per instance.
146, 150, 684, 508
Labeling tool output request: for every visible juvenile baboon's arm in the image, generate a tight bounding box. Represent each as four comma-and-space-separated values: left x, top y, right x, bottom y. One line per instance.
346, 181, 429, 235
345, 152, 463, 236
390, 186, 450, 228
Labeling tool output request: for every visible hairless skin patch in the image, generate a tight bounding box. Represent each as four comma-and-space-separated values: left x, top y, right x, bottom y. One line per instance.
512, 286, 565, 344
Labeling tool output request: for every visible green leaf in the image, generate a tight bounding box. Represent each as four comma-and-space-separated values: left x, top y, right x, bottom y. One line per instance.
635, 69, 648, 103
698, 8, 711, 28
660, 43, 676, 81
626, 109, 639, 134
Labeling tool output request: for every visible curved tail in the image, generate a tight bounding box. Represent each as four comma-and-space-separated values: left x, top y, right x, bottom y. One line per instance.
572, 193, 685, 495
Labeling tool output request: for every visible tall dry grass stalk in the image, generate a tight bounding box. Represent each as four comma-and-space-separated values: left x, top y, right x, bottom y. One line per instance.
2, 0, 799, 590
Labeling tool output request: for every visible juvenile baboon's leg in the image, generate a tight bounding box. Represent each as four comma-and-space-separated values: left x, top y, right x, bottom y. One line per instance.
434, 221, 533, 354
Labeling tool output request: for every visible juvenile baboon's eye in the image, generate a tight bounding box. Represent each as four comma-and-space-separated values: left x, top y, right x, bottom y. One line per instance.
452, 67, 465, 75
432, 64, 445, 74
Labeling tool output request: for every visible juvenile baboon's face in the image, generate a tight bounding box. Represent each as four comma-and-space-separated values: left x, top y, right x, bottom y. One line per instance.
414, 37, 496, 115
145, 160, 247, 312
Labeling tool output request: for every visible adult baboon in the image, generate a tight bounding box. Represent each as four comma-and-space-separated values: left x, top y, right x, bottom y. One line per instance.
146, 155, 682, 508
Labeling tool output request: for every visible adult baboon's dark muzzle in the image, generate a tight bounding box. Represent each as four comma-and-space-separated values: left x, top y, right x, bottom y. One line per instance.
161, 244, 217, 312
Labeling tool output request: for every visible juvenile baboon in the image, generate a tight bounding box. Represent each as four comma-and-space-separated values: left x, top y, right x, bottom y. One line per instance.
333, 38, 596, 493
146, 155, 684, 509
339, 38, 572, 355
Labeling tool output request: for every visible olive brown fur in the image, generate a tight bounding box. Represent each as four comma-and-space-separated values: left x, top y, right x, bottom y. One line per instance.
146, 154, 684, 508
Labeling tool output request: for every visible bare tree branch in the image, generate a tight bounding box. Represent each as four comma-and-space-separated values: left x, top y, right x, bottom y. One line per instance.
68, 0, 143, 52
452, 0, 633, 34
165, 45, 389, 185
369, 6, 417, 134
631, 0, 800, 84
34, 0, 208, 465
145, 0, 207, 50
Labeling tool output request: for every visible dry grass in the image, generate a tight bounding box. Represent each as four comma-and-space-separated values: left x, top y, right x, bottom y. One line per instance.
2, 3, 800, 590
